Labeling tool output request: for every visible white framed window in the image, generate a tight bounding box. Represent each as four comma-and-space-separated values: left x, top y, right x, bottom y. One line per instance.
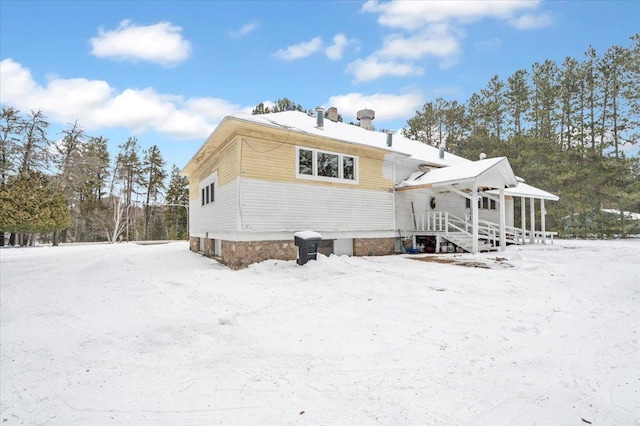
200, 173, 217, 207
465, 196, 496, 210
296, 146, 358, 184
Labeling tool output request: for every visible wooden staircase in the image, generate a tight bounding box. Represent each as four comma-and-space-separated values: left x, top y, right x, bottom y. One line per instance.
440, 232, 496, 253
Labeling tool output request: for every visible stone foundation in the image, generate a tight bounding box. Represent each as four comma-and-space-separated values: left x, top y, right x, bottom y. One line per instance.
190, 236, 396, 269
221, 240, 298, 270
353, 237, 396, 257
203, 238, 215, 257
189, 237, 200, 253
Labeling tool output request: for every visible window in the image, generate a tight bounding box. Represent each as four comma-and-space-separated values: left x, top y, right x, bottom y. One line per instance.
343, 156, 355, 180
317, 152, 339, 178
296, 147, 358, 183
299, 149, 313, 175
465, 196, 497, 210
200, 175, 217, 207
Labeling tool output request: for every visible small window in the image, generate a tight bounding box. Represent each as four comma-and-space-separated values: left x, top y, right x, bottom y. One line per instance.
343, 156, 355, 180
482, 197, 489, 209
299, 149, 313, 175
201, 178, 217, 207
465, 198, 471, 208
490, 199, 496, 210
317, 152, 339, 178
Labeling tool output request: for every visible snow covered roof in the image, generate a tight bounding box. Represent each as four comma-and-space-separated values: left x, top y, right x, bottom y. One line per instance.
229, 111, 471, 167
487, 182, 559, 201
397, 157, 518, 190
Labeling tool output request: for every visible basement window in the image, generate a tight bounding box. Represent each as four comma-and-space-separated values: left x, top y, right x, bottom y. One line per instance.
296, 146, 358, 183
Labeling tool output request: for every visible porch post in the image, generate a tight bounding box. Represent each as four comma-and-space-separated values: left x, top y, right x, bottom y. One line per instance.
529, 197, 536, 244
541, 199, 546, 244
499, 188, 506, 251
472, 185, 479, 253
521, 197, 526, 245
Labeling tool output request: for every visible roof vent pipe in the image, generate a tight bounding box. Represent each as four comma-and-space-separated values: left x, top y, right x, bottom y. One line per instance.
386, 129, 394, 147
479, 152, 487, 160
316, 107, 325, 129
439, 144, 445, 159
356, 109, 375, 131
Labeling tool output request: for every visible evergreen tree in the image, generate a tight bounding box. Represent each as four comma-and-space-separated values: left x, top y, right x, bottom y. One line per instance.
0, 172, 70, 245
142, 145, 167, 240
114, 137, 143, 241
16, 110, 50, 176
165, 164, 189, 239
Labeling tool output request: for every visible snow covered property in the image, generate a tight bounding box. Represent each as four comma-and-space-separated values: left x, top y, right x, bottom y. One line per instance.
1, 240, 638, 424
183, 108, 559, 268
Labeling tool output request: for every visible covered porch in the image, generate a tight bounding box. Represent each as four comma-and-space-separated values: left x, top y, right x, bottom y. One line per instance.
396, 157, 559, 254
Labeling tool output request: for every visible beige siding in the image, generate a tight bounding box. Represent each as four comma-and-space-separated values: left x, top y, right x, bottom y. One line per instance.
239, 136, 393, 191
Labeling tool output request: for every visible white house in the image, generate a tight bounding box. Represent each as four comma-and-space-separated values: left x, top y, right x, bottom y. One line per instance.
182, 107, 558, 268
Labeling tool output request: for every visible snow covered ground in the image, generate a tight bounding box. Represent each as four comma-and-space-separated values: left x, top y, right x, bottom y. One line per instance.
1, 240, 638, 425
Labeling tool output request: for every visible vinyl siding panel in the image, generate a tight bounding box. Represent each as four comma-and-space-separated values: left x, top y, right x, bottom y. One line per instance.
239, 178, 395, 232
190, 177, 239, 237
188, 139, 241, 237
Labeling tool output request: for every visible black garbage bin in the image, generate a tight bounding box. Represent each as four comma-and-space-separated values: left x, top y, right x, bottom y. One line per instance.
294, 231, 322, 265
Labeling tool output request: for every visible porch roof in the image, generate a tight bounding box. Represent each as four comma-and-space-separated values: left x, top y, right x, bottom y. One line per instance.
396, 157, 518, 191
487, 182, 559, 201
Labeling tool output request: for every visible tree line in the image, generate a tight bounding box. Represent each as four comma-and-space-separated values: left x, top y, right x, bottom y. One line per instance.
402, 34, 640, 238
0, 108, 189, 246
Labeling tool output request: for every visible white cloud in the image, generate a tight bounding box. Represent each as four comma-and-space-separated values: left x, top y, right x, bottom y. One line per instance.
509, 13, 553, 30
325, 34, 349, 60
347, 56, 423, 83
354, 0, 551, 82
362, 0, 540, 29
0, 58, 244, 140
327, 92, 424, 122
376, 23, 461, 65
90, 20, 191, 66
229, 21, 259, 38
273, 37, 323, 61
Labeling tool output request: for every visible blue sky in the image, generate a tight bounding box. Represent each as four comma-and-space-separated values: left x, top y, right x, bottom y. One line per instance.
1, 0, 638, 170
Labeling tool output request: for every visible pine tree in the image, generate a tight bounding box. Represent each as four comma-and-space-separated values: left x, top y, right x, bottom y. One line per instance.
114, 137, 143, 241
142, 145, 167, 240
165, 164, 189, 240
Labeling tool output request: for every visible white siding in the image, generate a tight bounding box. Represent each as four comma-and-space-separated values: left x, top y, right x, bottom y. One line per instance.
239, 178, 395, 233
190, 176, 239, 237
397, 190, 515, 229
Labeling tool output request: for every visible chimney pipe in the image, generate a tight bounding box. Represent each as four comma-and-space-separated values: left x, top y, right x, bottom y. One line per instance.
386, 129, 393, 147
326, 107, 339, 122
316, 107, 325, 129
439, 144, 445, 159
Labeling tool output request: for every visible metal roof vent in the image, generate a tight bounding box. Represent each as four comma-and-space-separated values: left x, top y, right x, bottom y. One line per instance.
386, 129, 393, 147
479, 152, 487, 160
356, 108, 375, 131
316, 107, 325, 129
